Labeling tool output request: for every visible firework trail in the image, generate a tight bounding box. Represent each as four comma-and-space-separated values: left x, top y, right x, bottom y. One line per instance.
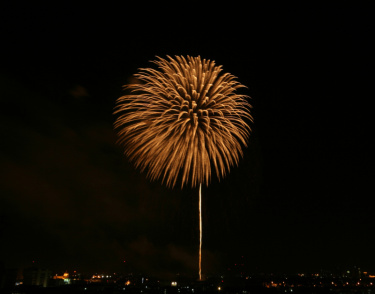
114, 55, 252, 280
199, 183, 202, 280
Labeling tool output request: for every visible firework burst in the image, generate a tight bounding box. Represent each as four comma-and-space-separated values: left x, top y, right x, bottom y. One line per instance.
114, 55, 253, 280
114, 55, 252, 189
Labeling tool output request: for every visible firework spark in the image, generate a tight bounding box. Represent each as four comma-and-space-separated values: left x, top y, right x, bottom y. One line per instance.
114, 55, 252, 189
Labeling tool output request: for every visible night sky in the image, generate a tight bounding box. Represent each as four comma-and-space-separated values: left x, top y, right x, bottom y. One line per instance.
1, 3, 374, 279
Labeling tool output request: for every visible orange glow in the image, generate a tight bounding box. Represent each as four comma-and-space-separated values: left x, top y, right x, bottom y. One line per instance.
54, 272, 69, 280
91, 275, 102, 279
114, 55, 252, 189
125, 280, 131, 286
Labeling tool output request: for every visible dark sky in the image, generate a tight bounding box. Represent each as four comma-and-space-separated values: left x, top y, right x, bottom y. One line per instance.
1, 3, 374, 279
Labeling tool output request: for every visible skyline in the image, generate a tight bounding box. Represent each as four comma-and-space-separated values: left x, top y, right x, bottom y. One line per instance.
1, 3, 373, 279
3, 264, 375, 293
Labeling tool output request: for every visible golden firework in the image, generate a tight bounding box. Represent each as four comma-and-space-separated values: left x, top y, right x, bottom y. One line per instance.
114, 55, 252, 189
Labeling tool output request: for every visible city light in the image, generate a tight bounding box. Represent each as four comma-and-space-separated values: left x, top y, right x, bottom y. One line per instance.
9, 267, 375, 292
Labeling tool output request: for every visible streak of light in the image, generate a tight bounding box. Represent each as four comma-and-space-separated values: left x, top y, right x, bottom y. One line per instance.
199, 183, 202, 281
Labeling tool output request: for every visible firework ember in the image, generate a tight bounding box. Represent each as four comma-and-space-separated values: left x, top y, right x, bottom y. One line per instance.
114, 55, 252, 189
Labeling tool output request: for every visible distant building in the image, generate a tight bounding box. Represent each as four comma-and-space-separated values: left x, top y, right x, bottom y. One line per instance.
52, 272, 70, 285
23, 267, 52, 287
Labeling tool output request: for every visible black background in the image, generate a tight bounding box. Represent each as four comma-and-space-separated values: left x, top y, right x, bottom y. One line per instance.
1, 3, 373, 279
